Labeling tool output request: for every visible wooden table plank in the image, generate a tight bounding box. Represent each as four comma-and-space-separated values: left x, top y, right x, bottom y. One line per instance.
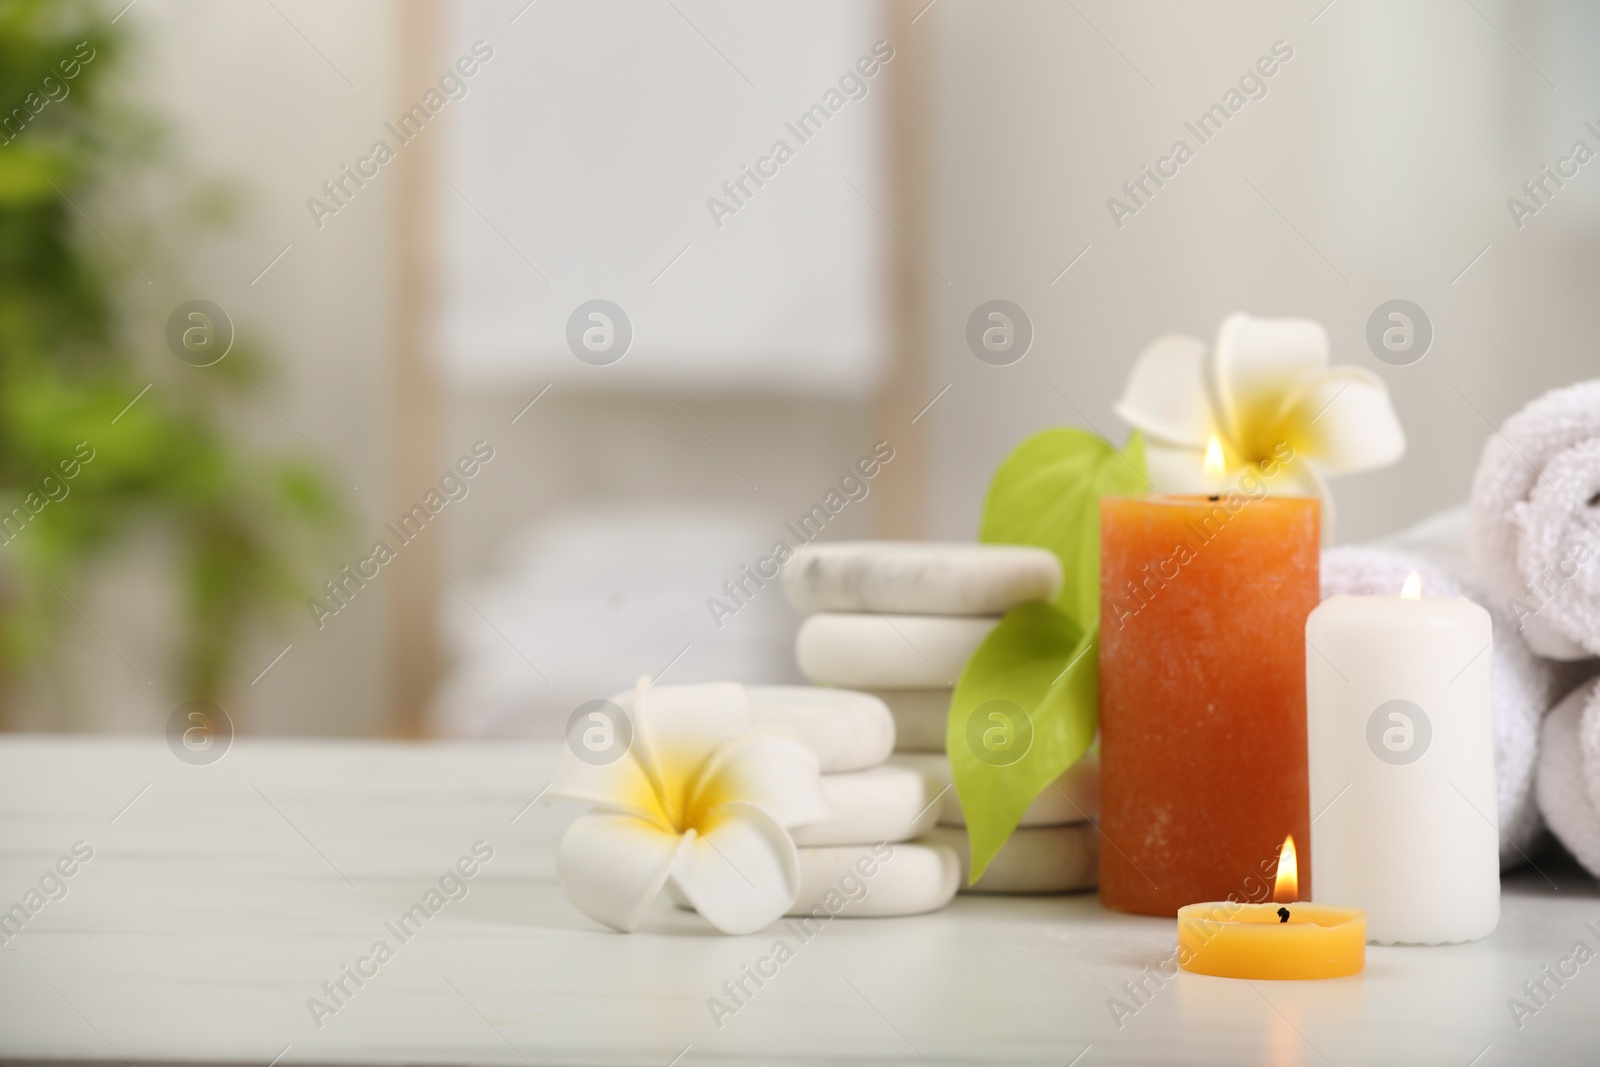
1, 737, 1596, 1065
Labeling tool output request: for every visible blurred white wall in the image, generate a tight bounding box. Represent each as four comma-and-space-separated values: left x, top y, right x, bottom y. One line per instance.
143, 0, 404, 737
30, 0, 1600, 737
918, 0, 1600, 547
440, 0, 891, 394
47, 0, 888, 738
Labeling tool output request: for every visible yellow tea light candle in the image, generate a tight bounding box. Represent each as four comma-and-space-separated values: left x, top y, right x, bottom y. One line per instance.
1177, 836, 1365, 980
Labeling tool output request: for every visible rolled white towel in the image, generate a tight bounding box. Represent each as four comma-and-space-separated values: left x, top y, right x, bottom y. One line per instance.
1535, 678, 1600, 879
1469, 378, 1600, 661
1322, 529, 1580, 867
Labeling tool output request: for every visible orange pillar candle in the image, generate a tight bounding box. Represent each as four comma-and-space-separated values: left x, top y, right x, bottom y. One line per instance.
1098, 488, 1319, 916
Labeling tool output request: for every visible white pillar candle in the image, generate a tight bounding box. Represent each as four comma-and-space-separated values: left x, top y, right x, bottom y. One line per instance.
1305, 583, 1499, 945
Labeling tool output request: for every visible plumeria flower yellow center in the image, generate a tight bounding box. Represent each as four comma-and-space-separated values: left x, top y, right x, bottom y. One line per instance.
1115, 312, 1405, 539
546, 678, 828, 934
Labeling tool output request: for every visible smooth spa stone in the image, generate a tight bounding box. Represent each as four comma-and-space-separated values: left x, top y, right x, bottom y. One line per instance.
781, 541, 1062, 615
868, 688, 951, 752
745, 686, 895, 773
791, 763, 944, 847
891, 752, 1099, 827
795, 614, 999, 689
924, 824, 1099, 895
607, 683, 893, 773
789, 841, 961, 917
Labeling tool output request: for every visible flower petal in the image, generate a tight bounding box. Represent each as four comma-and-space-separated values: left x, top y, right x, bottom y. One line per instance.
669, 801, 799, 934
1112, 333, 1215, 448
633, 680, 755, 823
1142, 439, 1209, 494
557, 812, 686, 932
1144, 438, 1337, 542
545, 745, 673, 831
690, 729, 830, 829
1281, 367, 1406, 475
1270, 456, 1335, 544
1211, 313, 1329, 454
1300, 461, 1336, 545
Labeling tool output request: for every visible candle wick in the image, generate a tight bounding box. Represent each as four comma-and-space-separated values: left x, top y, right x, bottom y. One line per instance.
1207, 494, 1220, 502
1277, 906, 1290, 923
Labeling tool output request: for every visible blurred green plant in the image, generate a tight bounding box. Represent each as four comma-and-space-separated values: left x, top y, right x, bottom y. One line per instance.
0, 0, 337, 714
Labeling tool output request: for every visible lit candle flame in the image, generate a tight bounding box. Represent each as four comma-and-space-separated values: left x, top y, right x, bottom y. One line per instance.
1203, 435, 1226, 484
1400, 571, 1422, 599
1272, 834, 1298, 903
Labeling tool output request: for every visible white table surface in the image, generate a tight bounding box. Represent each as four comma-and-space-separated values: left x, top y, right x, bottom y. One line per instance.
1, 736, 1597, 1066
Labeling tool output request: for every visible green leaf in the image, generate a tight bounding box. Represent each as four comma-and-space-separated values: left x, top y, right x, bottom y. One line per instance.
953, 427, 1146, 881
948, 602, 1098, 881
978, 427, 1146, 633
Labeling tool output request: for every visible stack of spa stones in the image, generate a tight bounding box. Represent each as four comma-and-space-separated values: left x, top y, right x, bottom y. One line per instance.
783, 541, 1102, 896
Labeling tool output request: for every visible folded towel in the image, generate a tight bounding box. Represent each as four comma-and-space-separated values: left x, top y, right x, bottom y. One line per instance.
1535, 678, 1600, 878
1322, 516, 1585, 866
1469, 379, 1600, 661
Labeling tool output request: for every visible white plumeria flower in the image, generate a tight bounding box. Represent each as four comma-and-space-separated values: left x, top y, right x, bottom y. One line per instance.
1114, 312, 1405, 537
548, 679, 829, 935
